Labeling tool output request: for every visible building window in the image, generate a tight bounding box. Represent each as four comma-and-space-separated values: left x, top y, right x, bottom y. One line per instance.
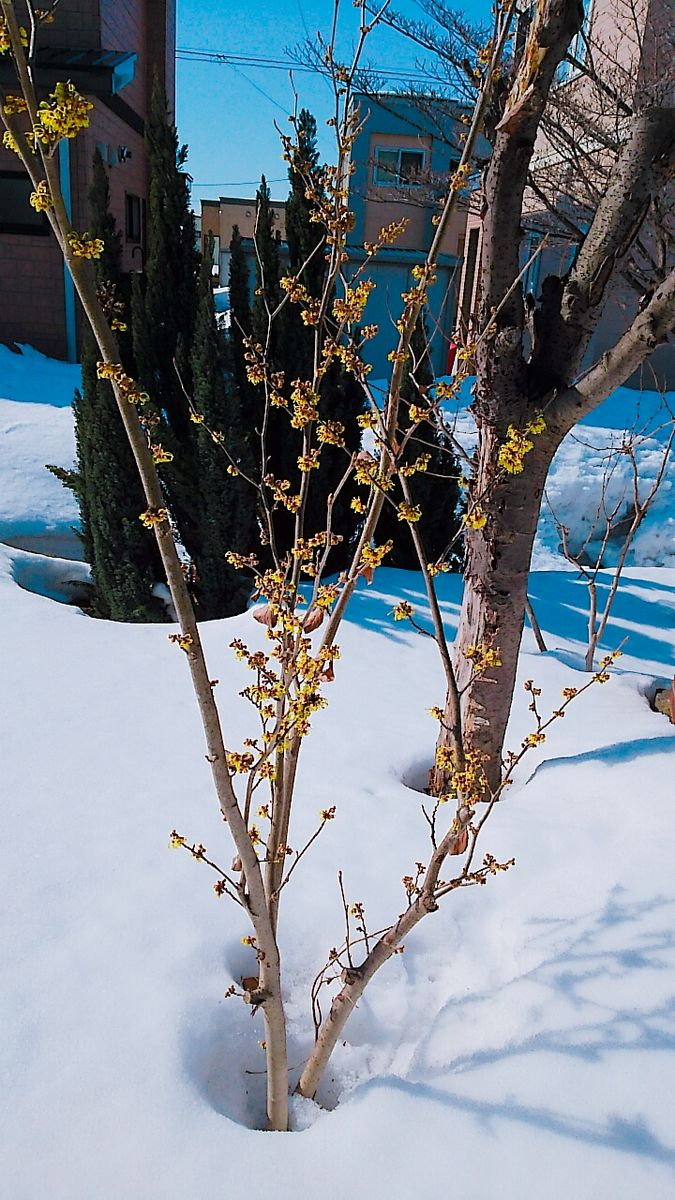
0, 172, 49, 235
125, 192, 142, 242
373, 147, 425, 186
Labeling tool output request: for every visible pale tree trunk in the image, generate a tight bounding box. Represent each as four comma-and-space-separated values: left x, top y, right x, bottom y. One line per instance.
0, 0, 290, 1132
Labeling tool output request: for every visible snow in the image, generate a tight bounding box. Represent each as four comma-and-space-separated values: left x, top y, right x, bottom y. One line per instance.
0, 341, 82, 407
1, 346, 675, 1198
0, 343, 81, 553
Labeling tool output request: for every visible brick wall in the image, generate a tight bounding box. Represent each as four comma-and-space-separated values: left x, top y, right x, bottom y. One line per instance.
0, 0, 176, 360
0, 234, 67, 358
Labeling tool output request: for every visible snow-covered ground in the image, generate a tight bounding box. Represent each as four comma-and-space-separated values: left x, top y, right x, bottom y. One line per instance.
1, 345, 675, 1198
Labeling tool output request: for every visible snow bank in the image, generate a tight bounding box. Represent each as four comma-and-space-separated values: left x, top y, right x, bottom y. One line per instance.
1, 543, 674, 1198
0, 397, 79, 543
0, 341, 81, 407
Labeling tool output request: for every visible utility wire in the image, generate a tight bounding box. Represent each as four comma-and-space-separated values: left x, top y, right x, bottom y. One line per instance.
192, 177, 287, 187
176, 45, 439, 87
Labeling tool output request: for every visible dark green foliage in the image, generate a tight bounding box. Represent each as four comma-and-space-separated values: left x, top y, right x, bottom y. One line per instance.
88, 147, 122, 286
231, 129, 365, 568
72, 366, 165, 620
187, 235, 256, 615
59, 148, 164, 621
285, 109, 324, 302
283, 112, 365, 570
377, 317, 463, 570
248, 177, 299, 556
228, 224, 252, 404
133, 76, 199, 436
131, 78, 256, 618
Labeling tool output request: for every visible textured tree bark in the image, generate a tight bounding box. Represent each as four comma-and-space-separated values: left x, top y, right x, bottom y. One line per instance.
453, 429, 560, 791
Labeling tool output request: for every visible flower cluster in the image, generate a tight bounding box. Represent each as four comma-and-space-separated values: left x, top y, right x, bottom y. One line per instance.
2, 130, 20, 154
464, 642, 502, 673
332, 279, 374, 325
0, 18, 27, 54
279, 275, 320, 326
449, 162, 472, 192
392, 601, 415, 622
316, 420, 345, 446
37, 82, 93, 142
593, 649, 623, 683
168, 632, 193, 652
290, 379, 319, 428
2, 94, 27, 114
399, 453, 430, 477
359, 540, 393, 576
363, 217, 409, 256
289, 532, 340, 578
297, 449, 320, 473
498, 414, 546, 475
139, 507, 169, 528
397, 501, 422, 523
29, 180, 53, 212
96, 361, 149, 406
67, 230, 104, 260
319, 336, 371, 382
434, 743, 488, 805
263, 474, 301, 513
463, 505, 488, 531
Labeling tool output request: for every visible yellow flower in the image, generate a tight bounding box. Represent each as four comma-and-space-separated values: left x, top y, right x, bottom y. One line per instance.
67, 230, 104, 260
0, 19, 28, 54
2, 130, 20, 155
139, 507, 169, 528
297, 450, 320, 472
392, 601, 414, 621
317, 420, 345, 446
465, 642, 502, 672
29, 181, 53, 212
464, 506, 487, 531
397, 502, 422, 523
37, 82, 92, 141
2, 94, 27, 114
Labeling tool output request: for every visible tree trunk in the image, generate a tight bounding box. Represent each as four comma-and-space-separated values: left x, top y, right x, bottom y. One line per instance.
453, 426, 559, 791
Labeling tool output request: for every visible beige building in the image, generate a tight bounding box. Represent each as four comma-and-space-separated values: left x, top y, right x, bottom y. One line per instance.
456, 0, 674, 386
200, 195, 286, 282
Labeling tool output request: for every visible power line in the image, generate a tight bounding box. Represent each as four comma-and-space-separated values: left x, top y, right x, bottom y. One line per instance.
176, 46, 439, 87
191, 177, 287, 188
227, 61, 289, 114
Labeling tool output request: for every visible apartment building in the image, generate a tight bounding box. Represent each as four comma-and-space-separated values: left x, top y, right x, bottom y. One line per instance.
0, 0, 176, 361
200, 95, 476, 380
346, 93, 475, 378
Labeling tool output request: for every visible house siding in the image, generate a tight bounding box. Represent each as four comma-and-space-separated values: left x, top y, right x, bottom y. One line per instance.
0, 0, 176, 361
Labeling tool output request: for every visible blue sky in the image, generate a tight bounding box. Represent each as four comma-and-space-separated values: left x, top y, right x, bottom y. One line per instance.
176, 0, 492, 209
